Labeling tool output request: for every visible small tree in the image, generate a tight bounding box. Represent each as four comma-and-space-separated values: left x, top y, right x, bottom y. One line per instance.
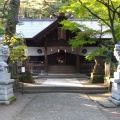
60, 19, 107, 83
60, 0, 120, 82
4, 33, 35, 83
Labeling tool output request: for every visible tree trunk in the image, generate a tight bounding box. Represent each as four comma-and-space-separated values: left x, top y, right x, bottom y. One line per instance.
90, 56, 105, 83
5, 0, 20, 36
5, 0, 20, 88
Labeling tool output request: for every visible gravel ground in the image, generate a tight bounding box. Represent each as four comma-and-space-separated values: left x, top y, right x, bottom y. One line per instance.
12, 93, 108, 120
0, 92, 120, 120
0, 92, 36, 120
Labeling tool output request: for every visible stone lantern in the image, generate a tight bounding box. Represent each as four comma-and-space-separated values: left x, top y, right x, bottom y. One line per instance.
0, 37, 15, 105
109, 44, 120, 105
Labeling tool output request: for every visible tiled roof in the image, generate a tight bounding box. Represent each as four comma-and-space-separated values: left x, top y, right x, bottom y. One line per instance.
16, 18, 112, 39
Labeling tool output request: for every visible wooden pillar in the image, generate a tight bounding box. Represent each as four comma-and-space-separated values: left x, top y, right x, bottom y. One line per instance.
44, 40, 48, 73
76, 47, 80, 73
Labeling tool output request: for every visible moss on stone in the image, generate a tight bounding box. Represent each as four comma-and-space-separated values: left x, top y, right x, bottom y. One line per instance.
89, 75, 104, 83
8, 96, 16, 103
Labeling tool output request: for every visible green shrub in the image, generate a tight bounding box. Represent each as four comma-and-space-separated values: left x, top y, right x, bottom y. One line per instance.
19, 71, 35, 83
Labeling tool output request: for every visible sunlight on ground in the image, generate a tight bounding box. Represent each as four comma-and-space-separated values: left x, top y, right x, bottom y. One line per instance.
40, 78, 83, 87
83, 104, 98, 109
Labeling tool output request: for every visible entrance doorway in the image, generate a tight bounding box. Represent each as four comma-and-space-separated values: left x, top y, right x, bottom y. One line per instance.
48, 50, 76, 65
57, 50, 66, 64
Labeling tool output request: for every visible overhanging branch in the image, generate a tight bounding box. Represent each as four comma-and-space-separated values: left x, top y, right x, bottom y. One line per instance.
79, 0, 111, 28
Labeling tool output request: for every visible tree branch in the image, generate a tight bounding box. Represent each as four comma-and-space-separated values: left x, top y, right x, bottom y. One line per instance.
2, 0, 10, 22
114, 5, 120, 18
79, 0, 111, 28
97, 0, 114, 12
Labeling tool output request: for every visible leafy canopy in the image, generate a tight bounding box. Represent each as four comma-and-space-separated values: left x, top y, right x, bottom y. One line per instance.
61, 0, 120, 44
60, 0, 120, 62
60, 19, 100, 48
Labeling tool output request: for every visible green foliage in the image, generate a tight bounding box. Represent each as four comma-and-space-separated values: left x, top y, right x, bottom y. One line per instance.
0, 0, 9, 35
60, 0, 120, 65
85, 47, 106, 61
61, 0, 120, 44
19, 71, 35, 83
4, 33, 24, 47
3, 33, 28, 63
86, 40, 115, 63
0, 28, 4, 35
89, 76, 104, 83
18, 57, 35, 83
60, 20, 81, 32
10, 45, 28, 62
8, 96, 16, 103
60, 20, 99, 48
69, 34, 96, 48
61, 19, 115, 63
20, 0, 69, 18
114, 23, 120, 41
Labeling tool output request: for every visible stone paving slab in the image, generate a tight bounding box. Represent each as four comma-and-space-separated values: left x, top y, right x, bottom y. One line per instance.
41, 78, 83, 87
97, 100, 116, 108
13, 93, 109, 120
87, 93, 116, 108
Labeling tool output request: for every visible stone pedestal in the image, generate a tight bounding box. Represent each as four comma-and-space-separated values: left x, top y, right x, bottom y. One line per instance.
0, 70, 15, 105
109, 72, 120, 105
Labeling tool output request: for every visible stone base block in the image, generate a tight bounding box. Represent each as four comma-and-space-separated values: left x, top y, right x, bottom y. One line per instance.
110, 78, 120, 83
112, 83, 120, 89
111, 92, 120, 100
112, 88, 120, 94
109, 96, 120, 106
0, 84, 12, 90
0, 79, 14, 84
0, 88, 13, 94
0, 96, 16, 105
0, 93, 14, 101
0, 72, 10, 80
114, 72, 120, 79
0, 100, 11, 105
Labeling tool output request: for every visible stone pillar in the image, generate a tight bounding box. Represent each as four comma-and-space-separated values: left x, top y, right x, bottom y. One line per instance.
109, 44, 120, 105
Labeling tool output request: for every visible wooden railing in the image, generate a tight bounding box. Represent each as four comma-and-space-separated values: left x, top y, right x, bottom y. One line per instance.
28, 62, 45, 73
17, 61, 94, 74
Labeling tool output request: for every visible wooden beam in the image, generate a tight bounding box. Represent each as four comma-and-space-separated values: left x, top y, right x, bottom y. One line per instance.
76, 47, 80, 72
44, 39, 48, 73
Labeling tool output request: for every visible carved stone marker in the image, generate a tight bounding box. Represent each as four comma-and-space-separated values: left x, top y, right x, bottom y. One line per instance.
109, 44, 120, 105
0, 41, 15, 105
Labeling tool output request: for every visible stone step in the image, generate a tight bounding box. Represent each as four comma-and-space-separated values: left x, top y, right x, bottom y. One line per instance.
19, 86, 108, 94
48, 65, 76, 74
37, 74, 88, 78
19, 89, 108, 94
